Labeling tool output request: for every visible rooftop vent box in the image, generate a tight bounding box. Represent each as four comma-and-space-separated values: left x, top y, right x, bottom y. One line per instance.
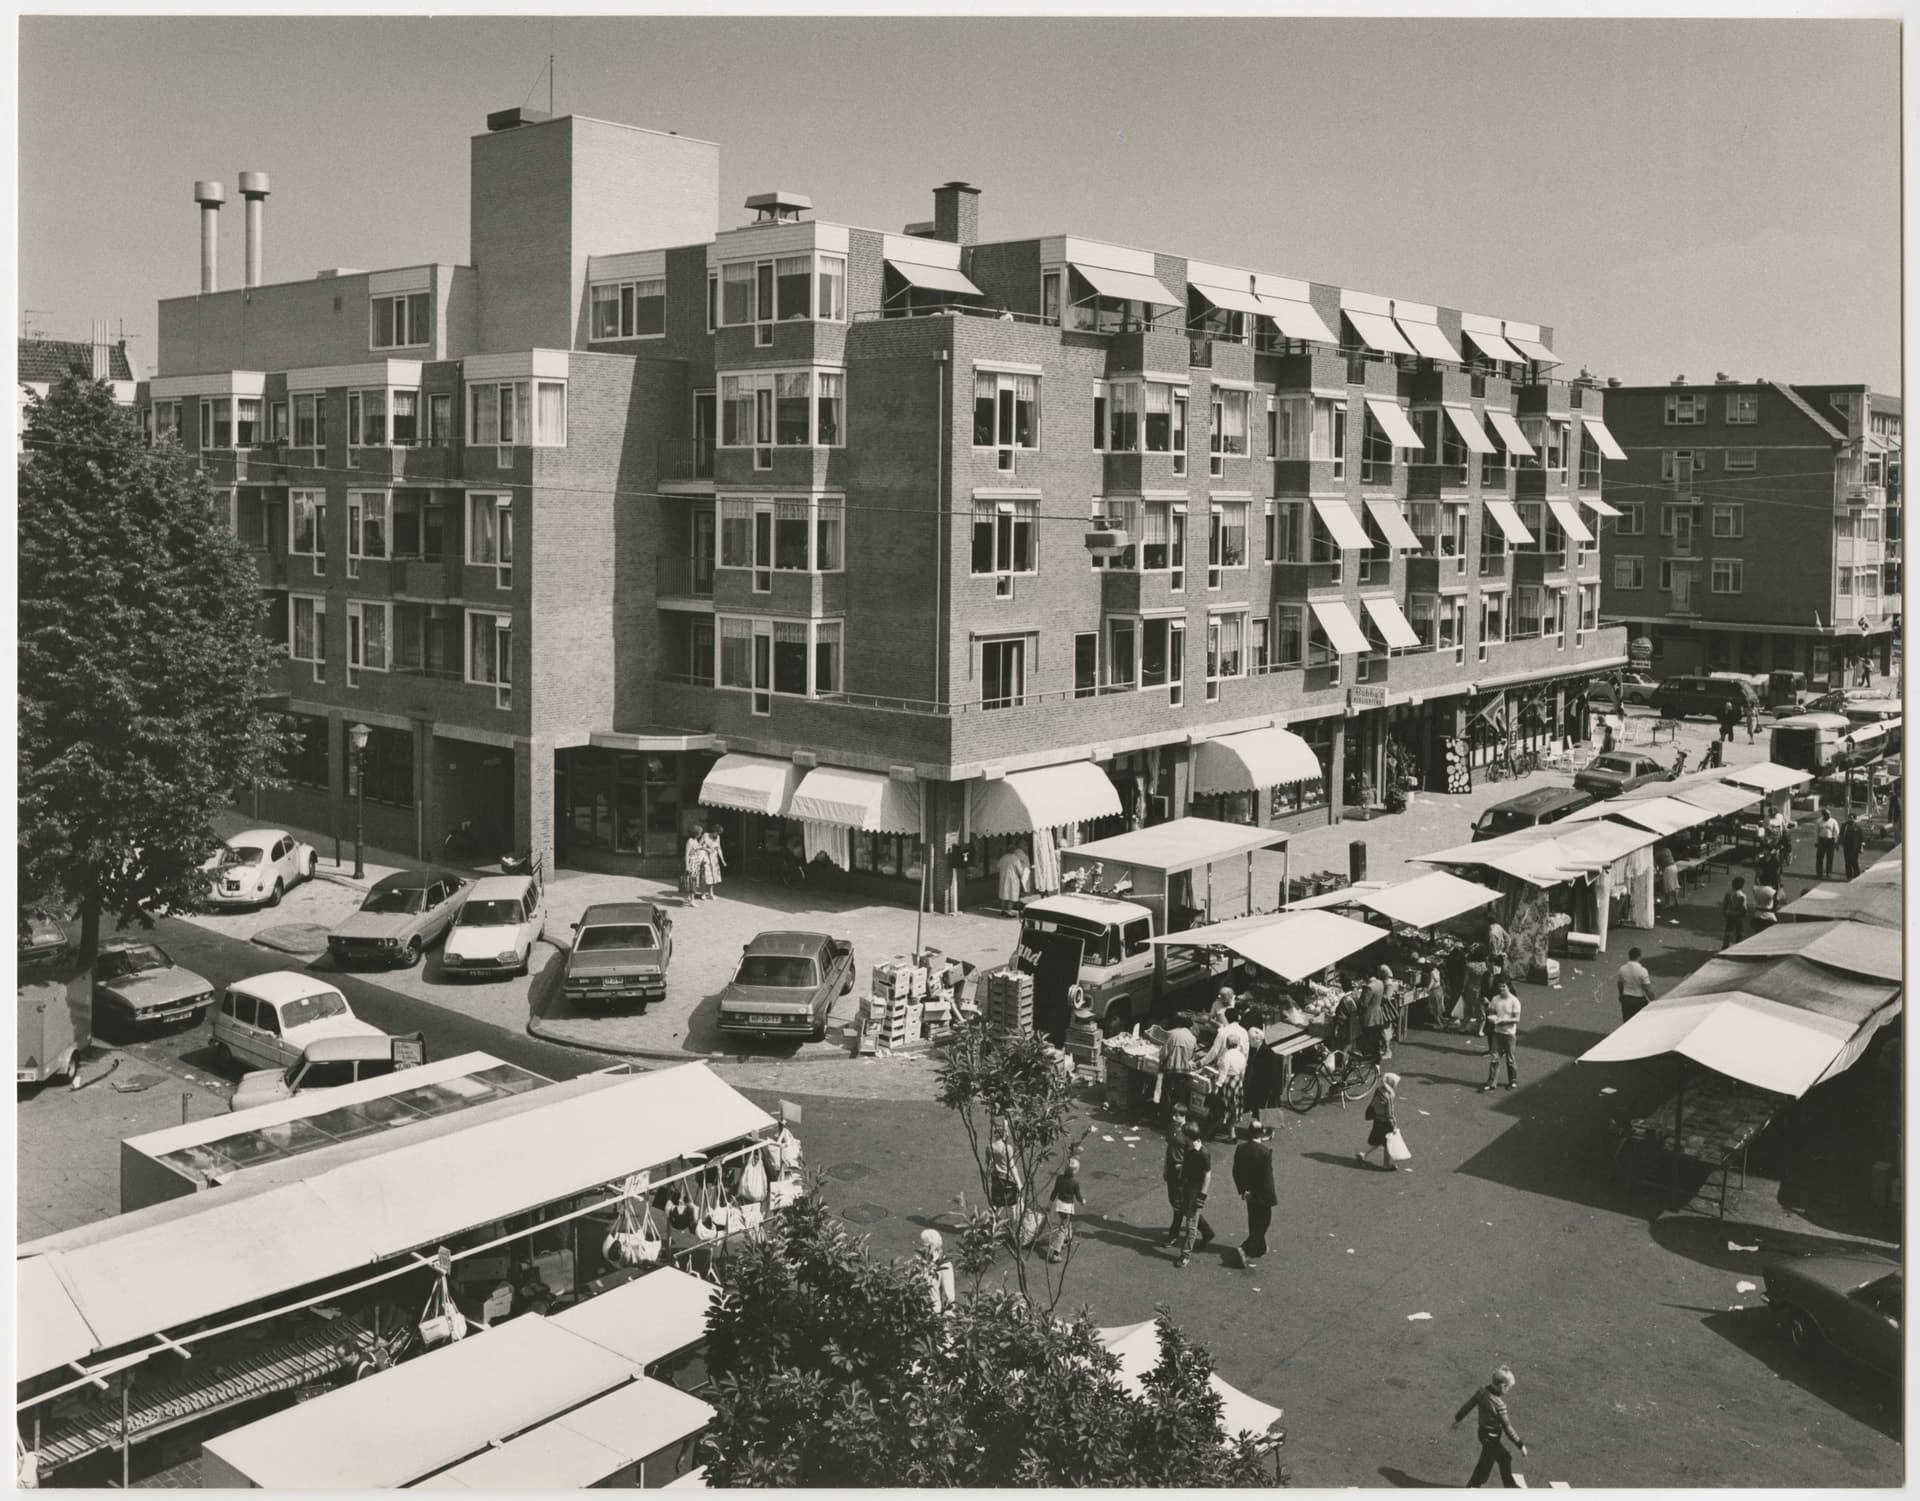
745, 191, 812, 226
903, 220, 938, 237
315, 268, 366, 280
487, 106, 552, 133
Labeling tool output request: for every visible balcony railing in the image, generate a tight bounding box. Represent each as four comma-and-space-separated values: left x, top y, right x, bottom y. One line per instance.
657, 554, 716, 599
853, 304, 1057, 326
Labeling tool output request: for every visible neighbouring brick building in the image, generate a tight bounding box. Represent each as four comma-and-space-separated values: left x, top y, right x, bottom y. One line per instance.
1598, 378, 1901, 684
142, 105, 1628, 910
19, 334, 139, 438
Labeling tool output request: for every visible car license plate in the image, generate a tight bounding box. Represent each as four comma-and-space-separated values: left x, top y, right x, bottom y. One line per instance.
746, 1014, 787, 1026
151, 1007, 198, 1023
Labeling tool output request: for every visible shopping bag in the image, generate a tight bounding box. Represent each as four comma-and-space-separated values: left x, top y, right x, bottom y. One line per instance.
1385, 1129, 1412, 1163
1015, 1208, 1047, 1248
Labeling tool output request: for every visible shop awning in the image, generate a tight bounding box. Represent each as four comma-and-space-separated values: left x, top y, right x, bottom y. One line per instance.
699, 753, 802, 817
1075, 263, 1180, 308
1191, 727, 1324, 796
1098, 1323, 1283, 1441
1463, 326, 1528, 365
1343, 308, 1416, 357
1311, 496, 1373, 551
1309, 598, 1373, 656
1546, 497, 1595, 544
1364, 396, 1424, 449
1580, 494, 1625, 518
888, 259, 982, 296
1484, 408, 1535, 456
1259, 295, 1339, 345
1363, 498, 1423, 550
1149, 908, 1387, 984
1563, 794, 1721, 837
1393, 312, 1461, 364
549, 1267, 716, 1368
1065, 816, 1284, 876
1189, 279, 1267, 316
1356, 871, 1503, 929
969, 760, 1122, 836
1722, 762, 1815, 795
1583, 417, 1628, 461
1443, 404, 1498, 455
790, 766, 922, 834
1361, 595, 1422, 650
1483, 498, 1536, 545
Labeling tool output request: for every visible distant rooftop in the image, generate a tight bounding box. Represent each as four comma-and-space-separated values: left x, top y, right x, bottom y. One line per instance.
19, 337, 134, 384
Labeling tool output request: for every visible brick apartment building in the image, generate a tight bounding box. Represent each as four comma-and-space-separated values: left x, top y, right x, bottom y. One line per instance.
141, 106, 1628, 910
1598, 379, 1902, 684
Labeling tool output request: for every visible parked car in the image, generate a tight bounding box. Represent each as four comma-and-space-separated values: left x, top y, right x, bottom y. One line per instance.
561, 902, 674, 1010
442, 873, 547, 980
202, 829, 319, 909
1763, 1249, 1901, 1378
19, 914, 69, 967
228, 1032, 425, 1113
92, 938, 215, 1033
716, 931, 857, 1043
327, 870, 470, 969
1573, 752, 1668, 799
1773, 688, 1864, 720
210, 971, 386, 1071
1472, 787, 1596, 842
1649, 675, 1758, 723
1588, 670, 1658, 708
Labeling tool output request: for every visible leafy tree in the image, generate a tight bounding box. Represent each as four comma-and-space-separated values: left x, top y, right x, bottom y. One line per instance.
18, 377, 293, 961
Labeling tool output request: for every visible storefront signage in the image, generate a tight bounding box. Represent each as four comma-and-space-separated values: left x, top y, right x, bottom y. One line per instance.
1348, 686, 1388, 710
1629, 635, 1654, 667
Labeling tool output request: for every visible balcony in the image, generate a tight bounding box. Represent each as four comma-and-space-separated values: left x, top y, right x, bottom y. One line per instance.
1262, 348, 1351, 395
1104, 327, 1195, 380
1513, 384, 1570, 418
657, 554, 716, 606
1839, 481, 1887, 511
1510, 550, 1566, 586
1400, 366, 1474, 406
344, 441, 463, 485
389, 555, 467, 599
662, 441, 716, 491
1268, 561, 1346, 598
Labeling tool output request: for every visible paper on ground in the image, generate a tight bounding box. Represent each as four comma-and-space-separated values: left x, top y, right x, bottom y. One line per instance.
1728, 1241, 1759, 1252
1407, 1311, 1432, 1321
1736, 1281, 1757, 1293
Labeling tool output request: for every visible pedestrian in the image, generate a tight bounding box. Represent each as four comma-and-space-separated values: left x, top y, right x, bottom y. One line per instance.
1608, 669, 1624, 707
1444, 942, 1470, 1031
1753, 842, 1781, 892
1358, 1072, 1403, 1171
1654, 842, 1681, 923
1171, 1122, 1216, 1269
995, 844, 1031, 917
1360, 967, 1392, 1061
699, 825, 726, 901
1600, 721, 1617, 756
917, 1228, 957, 1319
1616, 946, 1654, 1024
1745, 699, 1761, 743
1199, 1007, 1249, 1136
1230, 1119, 1277, 1269
1480, 982, 1522, 1092
1841, 811, 1867, 880
1243, 1018, 1283, 1123
1210, 986, 1236, 1023
987, 1127, 1023, 1235
1049, 1156, 1085, 1248
1461, 942, 1490, 1038
1718, 700, 1739, 743
684, 822, 709, 901
1814, 806, 1840, 880
1859, 656, 1874, 689
1160, 1106, 1191, 1244
1453, 1366, 1530, 1488
1750, 878, 1778, 929
1484, 919, 1510, 992
1414, 954, 1448, 1030
1720, 875, 1750, 950
1158, 1016, 1197, 1118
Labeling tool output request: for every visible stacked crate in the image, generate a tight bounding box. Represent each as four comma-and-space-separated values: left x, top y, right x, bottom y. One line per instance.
1065, 1017, 1105, 1084
877, 992, 916, 1050
984, 969, 1035, 1034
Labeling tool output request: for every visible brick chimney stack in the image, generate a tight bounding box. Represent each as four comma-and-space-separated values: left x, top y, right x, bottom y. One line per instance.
931, 181, 980, 246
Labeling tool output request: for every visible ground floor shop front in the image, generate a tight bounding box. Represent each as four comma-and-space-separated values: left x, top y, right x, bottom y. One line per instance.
1625, 619, 1898, 687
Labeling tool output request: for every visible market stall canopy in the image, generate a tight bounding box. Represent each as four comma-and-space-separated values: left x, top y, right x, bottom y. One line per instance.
1355, 871, 1504, 929
1098, 1322, 1283, 1440
1722, 762, 1815, 795
1191, 726, 1324, 796
1416, 818, 1656, 887
1562, 794, 1721, 837
1066, 817, 1284, 876
549, 1267, 716, 1368
790, 766, 922, 834
1663, 781, 1764, 817
1781, 850, 1902, 929
1727, 919, 1902, 981
699, 753, 802, 817
969, 761, 1122, 836
1281, 881, 1391, 912
1149, 908, 1386, 983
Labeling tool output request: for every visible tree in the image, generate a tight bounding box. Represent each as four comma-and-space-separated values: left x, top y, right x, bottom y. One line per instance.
700, 1190, 1282, 1487
18, 378, 294, 962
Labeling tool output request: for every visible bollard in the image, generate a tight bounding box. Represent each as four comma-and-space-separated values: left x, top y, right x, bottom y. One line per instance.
1349, 839, 1367, 885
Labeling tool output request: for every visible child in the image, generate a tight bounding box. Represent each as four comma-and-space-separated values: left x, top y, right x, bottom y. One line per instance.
1050, 1157, 1086, 1244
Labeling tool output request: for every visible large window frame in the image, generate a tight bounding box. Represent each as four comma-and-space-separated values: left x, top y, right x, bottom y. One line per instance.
1209, 386, 1251, 477
467, 380, 567, 449
464, 609, 514, 709
979, 634, 1028, 711
715, 252, 847, 327
1613, 555, 1646, 590
1313, 398, 1347, 480
466, 491, 515, 590
1724, 391, 1758, 424
973, 369, 1039, 459
719, 367, 844, 450
715, 615, 845, 705
719, 495, 846, 582
971, 499, 1037, 586
290, 593, 327, 681
1664, 393, 1707, 426
1710, 559, 1745, 595
589, 279, 667, 341
346, 490, 392, 575
289, 489, 327, 572
292, 393, 328, 450
370, 291, 431, 352
199, 398, 233, 451
345, 599, 392, 683
1207, 502, 1248, 589
1204, 609, 1247, 702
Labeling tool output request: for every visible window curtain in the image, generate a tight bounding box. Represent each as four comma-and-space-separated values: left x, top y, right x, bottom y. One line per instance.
1011, 376, 1037, 447
803, 820, 851, 871
362, 607, 387, 670
1031, 826, 1062, 895
1143, 382, 1171, 450
535, 382, 565, 445
718, 618, 754, 688
722, 263, 754, 325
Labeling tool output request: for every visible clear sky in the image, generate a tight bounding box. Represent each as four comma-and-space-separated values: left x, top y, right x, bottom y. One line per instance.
18, 15, 1901, 392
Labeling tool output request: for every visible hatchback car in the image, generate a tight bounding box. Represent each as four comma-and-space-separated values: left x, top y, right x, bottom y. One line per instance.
442, 874, 546, 979
561, 902, 674, 1010
202, 829, 319, 909
210, 972, 387, 1072
717, 931, 857, 1043
228, 1032, 425, 1113
19, 914, 69, 967
1763, 1249, 1901, 1378
1573, 752, 1668, 800
327, 870, 469, 969
92, 938, 216, 1033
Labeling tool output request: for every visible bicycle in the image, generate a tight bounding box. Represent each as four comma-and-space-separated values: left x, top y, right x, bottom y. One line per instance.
1282, 1039, 1381, 1112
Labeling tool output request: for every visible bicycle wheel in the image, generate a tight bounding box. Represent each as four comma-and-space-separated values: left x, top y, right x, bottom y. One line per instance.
1340, 1055, 1381, 1103
1283, 1066, 1323, 1113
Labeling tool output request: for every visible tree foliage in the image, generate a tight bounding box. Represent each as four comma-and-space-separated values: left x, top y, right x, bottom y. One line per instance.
18, 378, 293, 959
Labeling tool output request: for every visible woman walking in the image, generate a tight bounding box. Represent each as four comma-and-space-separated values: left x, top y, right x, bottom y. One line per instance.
1357, 1072, 1404, 1172
684, 823, 709, 901
699, 825, 726, 902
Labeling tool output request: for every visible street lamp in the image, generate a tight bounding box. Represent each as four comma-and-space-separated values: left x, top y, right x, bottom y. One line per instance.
348, 723, 371, 880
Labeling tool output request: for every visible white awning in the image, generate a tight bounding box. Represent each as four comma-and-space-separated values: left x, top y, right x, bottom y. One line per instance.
1355, 871, 1503, 930
1583, 417, 1628, 461
1074, 263, 1180, 308
1563, 794, 1721, 837
1344, 308, 1416, 357
1258, 296, 1339, 345
969, 761, 1122, 836
1310, 598, 1373, 656
888, 259, 982, 296
1505, 328, 1560, 365
1191, 727, 1324, 795
1098, 1322, 1284, 1441
1364, 397, 1424, 449
549, 1267, 716, 1368
1311, 496, 1373, 551
1664, 780, 1762, 816
1722, 762, 1815, 794
1394, 315, 1461, 364
1483, 498, 1536, 545
1484, 408, 1535, 456
1063, 816, 1284, 876
1361, 595, 1423, 651
699, 753, 802, 817
1189, 280, 1267, 316
1580, 494, 1624, 518
1148, 909, 1387, 984
1462, 327, 1528, 364
1443, 404, 1498, 455
1363, 497, 1423, 550
790, 766, 922, 834
1547, 497, 1595, 544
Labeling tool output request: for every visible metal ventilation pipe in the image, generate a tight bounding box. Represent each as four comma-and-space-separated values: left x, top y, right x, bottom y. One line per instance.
194, 180, 227, 293
239, 172, 271, 289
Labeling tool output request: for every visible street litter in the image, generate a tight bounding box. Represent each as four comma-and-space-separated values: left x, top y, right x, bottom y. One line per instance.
1407, 1312, 1432, 1321
1736, 1281, 1757, 1293
1346, 1248, 1355, 1254
1728, 1241, 1759, 1252
1418, 1109, 1431, 1116
1600, 1087, 1617, 1095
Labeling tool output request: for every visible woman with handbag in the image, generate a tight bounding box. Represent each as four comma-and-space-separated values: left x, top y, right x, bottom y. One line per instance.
684, 823, 709, 901
1357, 1073, 1406, 1172
699, 826, 726, 902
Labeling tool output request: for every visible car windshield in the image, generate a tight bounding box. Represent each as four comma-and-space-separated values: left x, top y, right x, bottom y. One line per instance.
735, 955, 818, 989
578, 923, 657, 952
363, 887, 426, 915
99, 945, 170, 979
1020, 912, 1119, 966
1479, 811, 1533, 837
223, 846, 265, 866
457, 899, 522, 926
298, 1060, 361, 1090
280, 991, 349, 1030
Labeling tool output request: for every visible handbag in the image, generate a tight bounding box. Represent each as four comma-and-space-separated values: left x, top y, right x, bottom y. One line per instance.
1385, 1128, 1412, 1163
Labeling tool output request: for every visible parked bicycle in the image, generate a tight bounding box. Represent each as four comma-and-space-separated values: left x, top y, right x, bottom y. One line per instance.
1282, 1039, 1382, 1112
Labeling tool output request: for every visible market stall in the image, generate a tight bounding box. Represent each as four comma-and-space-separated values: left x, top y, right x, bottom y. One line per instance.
1780, 847, 1902, 928
1145, 907, 1387, 983
1060, 817, 1287, 931
1096, 1322, 1283, 1443
1350, 871, 1503, 932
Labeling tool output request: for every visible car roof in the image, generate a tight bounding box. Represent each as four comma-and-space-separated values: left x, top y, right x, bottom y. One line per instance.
1487, 787, 1592, 815
743, 931, 832, 957
299, 1034, 397, 1063
228, 828, 289, 849
466, 875, 536, 900
369, 869, 461, 893
578, 901, 664, 926
229, 971, 347, 1006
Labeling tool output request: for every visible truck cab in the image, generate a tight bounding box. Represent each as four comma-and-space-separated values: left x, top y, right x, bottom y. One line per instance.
1012, 894, 1211, 1038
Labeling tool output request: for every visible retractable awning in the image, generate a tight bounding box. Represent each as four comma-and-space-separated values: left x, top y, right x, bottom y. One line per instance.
1311, 496, 1373, 551
1191, 726, 1324, 795
1580, 494, 1624, 519
1583, 417, 1628, 461
1259, 295, 1339, 345
1443, 405, 1498, 455
699, 753, 802, 817
969, 761, 1122, 836
1075, 263, 1180, 308
1484, 408, 1535, 456
1504, 325, 1559, 364
1393, 307, 1461, 363
1363, 498, 1423, 550
888, 259, 982, 296
1310, 598, 1373, 656
1189, 280, 1267, 316
1483, 498, 1536, 545
1364, 397, 1424, 449
790, 766, 922, 834
1361, 595, 1423, 650
1356, 871, 1503, 930
1547, 497, 1595, 544
1344, 309, 1416, 357
1463, 327, 1528, 364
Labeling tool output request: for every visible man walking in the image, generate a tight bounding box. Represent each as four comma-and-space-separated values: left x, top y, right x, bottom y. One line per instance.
1814, 806, 1841, 880
1616, 947, 1654, 1024
1721, 875, 1750, 950
1454, 1366, 1530, 1488
1479, 982, 1522, 1093
1160, 1107, 1191, 1244
1171, 1122, 1216, 1269
1229, 1120, 1277, 1270
1159, 1018, 1197, 1119
1841, 811, 1867, 880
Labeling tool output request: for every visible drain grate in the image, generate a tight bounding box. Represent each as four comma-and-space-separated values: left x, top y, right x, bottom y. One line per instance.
826, 1161, 874, 1182
838, 1202, 891, 1225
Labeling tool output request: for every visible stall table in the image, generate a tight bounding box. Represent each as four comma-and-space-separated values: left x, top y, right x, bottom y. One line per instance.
1620, 1074, 1779, 1217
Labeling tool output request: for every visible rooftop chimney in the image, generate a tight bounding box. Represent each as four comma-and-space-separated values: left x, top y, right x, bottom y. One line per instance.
486, 106, 551, 132
239, 171, 270, 289
90, 320, 110, 381
194, 180, 226, 293
1714, 371, 1734, 385
931, 181, 980, 246
745, 191, 812, 226
1670, 374, 1688, 387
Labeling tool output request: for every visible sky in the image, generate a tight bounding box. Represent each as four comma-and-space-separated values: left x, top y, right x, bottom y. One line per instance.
17, 16, 1902, 392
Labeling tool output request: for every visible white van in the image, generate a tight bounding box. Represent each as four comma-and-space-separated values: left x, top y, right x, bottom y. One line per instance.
210, 972, 386, 1072
441, 873, 547, 979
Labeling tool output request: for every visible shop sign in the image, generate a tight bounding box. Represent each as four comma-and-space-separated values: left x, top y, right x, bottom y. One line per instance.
1348, 686, 1388, 710
1629, 635, 1654, 667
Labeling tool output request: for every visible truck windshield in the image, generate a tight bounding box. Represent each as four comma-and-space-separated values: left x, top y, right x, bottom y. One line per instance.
1020, 913, 1120, 966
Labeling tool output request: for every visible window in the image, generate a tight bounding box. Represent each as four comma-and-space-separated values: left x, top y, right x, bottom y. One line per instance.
1614, 501, 1644, 536
1479, 591, 1506, 658
1140, 617, 1184, 696
1209, 387, 1250, 475
371, 291, 430, 350
814, 496, 844, 571
359, 725, 414, 809
1265, 398, 1277, 459
1171, 391, 1189, 475
706, 272, 719, 333
1480, 442, 1509, 492
231, 398, 260, 449
1858, 566, 1881, 600
817, 256, 847, 322
719, 495, 845, 575
289, 490, 327, 562
775, 373, 810, 445
815, 371, 843, 447
346, 600, 391, 675
293, 394, 328, 449
1315, 400, 1346, 476
285, 713, 329, 790
1544, 587, 1567, 640
1664, 393, 1707, 425
268, 400, 288, 443
1074, 632, 1099, 697
200, 398, 232, 449
1041, 269, 1063, 326
426, 391, 453, 444
1724, 448, 1756, 472
1143, 381, 1183, 453
348, 389, 389, 447
467, 380, 567, 448
716, 253, 844, 326
1252, 617, 1270, 671
1661, 450, 1706, 481
467, 492, 514, 587
1551, 421, 1570, 474
720, 368, 844, 449
1094, 381, 1136, 452
466, 610, 513, 703
1613, 555, 1645, 589
290, 594, 326, 665
1270, 500, 1307, 563
1206, 611, 1246, 696
1725, 391, 1758, 424
589, 279, 666, 340
146, 400, 181, 446
971, 500, 1036, 576
1360, 405, 1396, 485
1578, 428, 1602, 489
1273, 605, 1305, 668
1107, 618, 1137, 688
1090, 498, 1137, 571
974, 370, 1038, 451
1512, 585, 1542, 638
1208, 502, 1248, 585
347, 491, 390, 568
1139, 501, 1184, 574
1409, 593, 1437, 650
980, 637, 1027, 709
813, 620, 843, 695
1710, 559, 1744, 594
1710, 503, 1745, 538
1274, 396, 1310, 460
1579, 583, 1599, 632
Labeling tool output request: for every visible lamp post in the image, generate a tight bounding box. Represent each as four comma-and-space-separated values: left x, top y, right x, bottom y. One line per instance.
348, 723, 371, 880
